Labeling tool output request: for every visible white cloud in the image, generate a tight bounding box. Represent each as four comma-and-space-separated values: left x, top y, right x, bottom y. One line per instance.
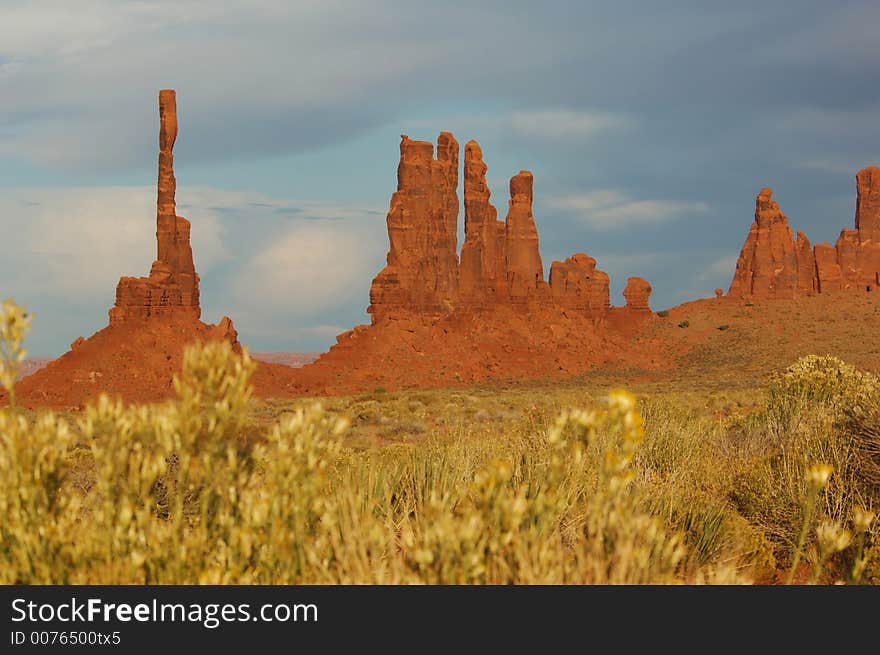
546, 190, 708, 229
1, 183, 387, 352
1, 186, 226, 301
241, 323, 351, 342
228, 218, 384, 323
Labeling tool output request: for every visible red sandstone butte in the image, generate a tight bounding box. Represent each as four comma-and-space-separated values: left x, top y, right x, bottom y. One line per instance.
623, 277, 653, 311
814, 243, 843, 292
110, 90, 201, 324
729, 188, 801, 299
730, 169, 880, 299
287, 131, 664, 396
369, 135, 630, 321
856, 166, 880, 243
549, 253, 610, 318
794, 230, 816, 294
368, 134, 460, 320
459, 140, 507, 303
845, 166, 880, 287
8, 90, 243, 408
504, 171, 548, 301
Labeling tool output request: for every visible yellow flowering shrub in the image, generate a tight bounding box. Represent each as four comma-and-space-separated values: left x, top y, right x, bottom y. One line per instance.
1, 300, 871, 584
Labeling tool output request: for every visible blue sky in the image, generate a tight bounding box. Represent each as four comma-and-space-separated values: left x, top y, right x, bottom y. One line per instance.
2, 0, 879, 356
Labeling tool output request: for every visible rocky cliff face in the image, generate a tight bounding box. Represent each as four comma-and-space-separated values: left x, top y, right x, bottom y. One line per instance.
856, 167, 880, 243
504, 171, 548, 301
110, 90, 201, 324
623, 277, 653, 311
846, 166, 880, 287
369, 134, 461, 320
549, 254, 610, 317
459, 140, 506, 304
368, 134, 646, 320
729, 170, 880, 299
729, 188, 799, 299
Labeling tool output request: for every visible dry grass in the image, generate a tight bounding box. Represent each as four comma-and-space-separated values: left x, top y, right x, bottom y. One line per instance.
1, 300, 877, 584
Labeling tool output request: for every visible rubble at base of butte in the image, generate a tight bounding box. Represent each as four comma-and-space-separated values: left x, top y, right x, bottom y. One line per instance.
728, 168, 880, 299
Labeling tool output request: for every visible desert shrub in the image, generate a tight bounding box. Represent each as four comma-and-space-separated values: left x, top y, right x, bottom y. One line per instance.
725, 355, 879, 571
844, 399, 880, 495
717, 324, 730, 331
678, 320, 689, 328
767, 355, 878, 422
657, 310, 669, 318
0, 299, 32, 407
3, 301, 872, 584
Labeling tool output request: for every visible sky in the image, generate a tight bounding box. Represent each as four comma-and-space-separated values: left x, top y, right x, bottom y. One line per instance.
1, 0, 879, 356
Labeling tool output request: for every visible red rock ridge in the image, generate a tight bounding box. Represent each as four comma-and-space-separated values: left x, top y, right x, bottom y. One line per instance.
368, 133, 460, 320
368, 134, 644, 321
459, 140, 507, 304
549, 254, 610, 318
623, 277, 653, 311
729, 171, 880, 299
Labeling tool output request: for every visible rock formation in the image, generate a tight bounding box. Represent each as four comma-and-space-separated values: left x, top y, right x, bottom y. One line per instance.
9, 89, 244, 408
504, 171, 548, 301
730, 170, 880, 298
856, 166, 880, 243
729, 188, 799, 299
814, 243, 842, 292
794, 231, 816, 294
844, 166, 880, 288
368, 134, 644, 321
623, 277, 653, 311
110, 90, 201, 324
368, 134, 460, 320
459, 140, 506, 303
549, 254, 610, 317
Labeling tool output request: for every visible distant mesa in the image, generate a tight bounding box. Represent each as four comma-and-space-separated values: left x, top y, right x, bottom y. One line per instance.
729, 168, 880, 299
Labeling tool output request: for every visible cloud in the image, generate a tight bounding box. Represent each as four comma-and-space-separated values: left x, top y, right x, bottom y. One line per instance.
241, 323, 351, 342
1, 186, 226, 301
1, 184, 385, 354
509, 110, 629, 141
0, 0, 576, 171
406, 109, 629, 145
228, 217, 385, 323
546, 190, 708, 229
698, 255, 738, 281
797, 158, 875, 176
